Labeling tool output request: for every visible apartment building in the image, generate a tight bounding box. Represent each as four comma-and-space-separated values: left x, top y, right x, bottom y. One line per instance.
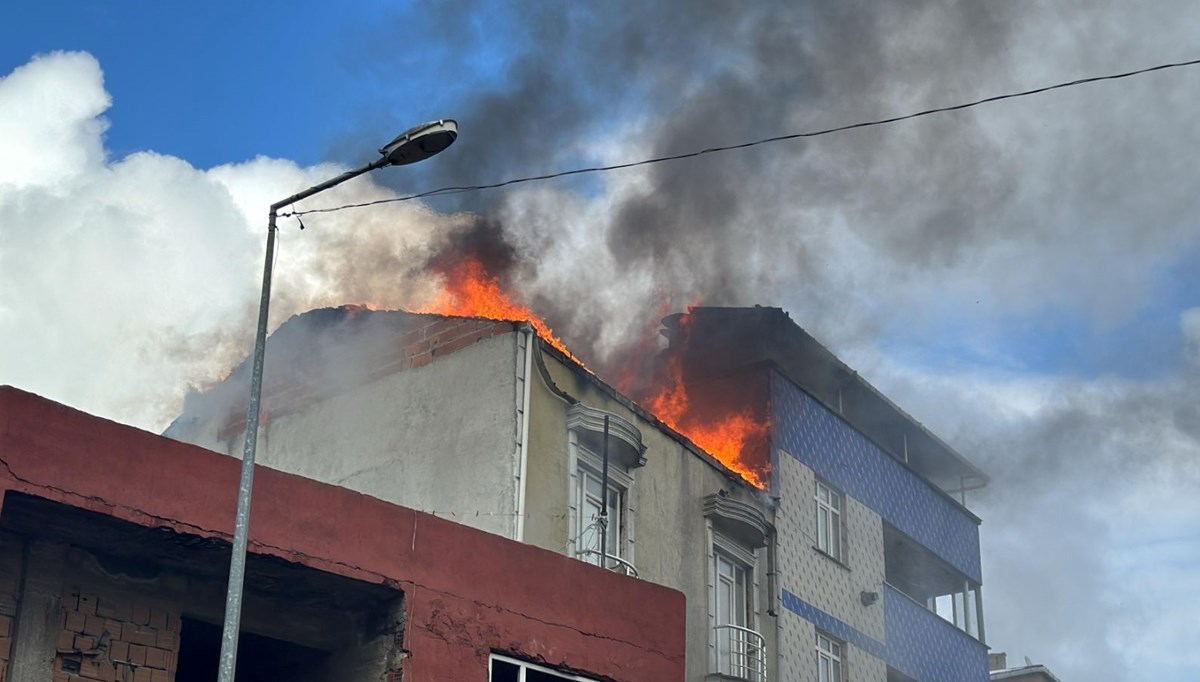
167, 304, 990, 682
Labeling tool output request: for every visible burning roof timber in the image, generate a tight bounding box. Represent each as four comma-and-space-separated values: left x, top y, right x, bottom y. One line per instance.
664, 306, 989, 495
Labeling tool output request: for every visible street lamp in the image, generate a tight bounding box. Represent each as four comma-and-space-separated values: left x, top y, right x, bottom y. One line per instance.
216, 119, 458, 682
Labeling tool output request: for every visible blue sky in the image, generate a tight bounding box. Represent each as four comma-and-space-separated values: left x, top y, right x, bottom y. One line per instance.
0, 1, 486, 168
1, 3, 1198, 681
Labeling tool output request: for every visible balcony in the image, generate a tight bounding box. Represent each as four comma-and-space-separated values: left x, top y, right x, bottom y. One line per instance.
574, 549, 639, 578
712, 624, 767, 682
883, 584, 988, 682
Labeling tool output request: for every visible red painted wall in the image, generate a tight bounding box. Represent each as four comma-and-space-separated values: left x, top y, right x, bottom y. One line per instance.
0, 386, 685, 682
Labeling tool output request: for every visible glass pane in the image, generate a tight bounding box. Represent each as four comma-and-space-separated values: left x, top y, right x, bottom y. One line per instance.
819, 655, 830, 682
734, 566, 746, 626
585, 471, 603, 498
817, 508, 828, 549
832, 658, 841, 682
830, 515, 841, 558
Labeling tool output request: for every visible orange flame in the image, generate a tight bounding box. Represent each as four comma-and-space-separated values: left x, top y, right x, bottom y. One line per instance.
645, 352, 770, 489
413, 257, 585, 366
413, 263, 765, 487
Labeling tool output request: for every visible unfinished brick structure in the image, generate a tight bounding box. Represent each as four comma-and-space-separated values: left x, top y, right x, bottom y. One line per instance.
0, 386, 685, 682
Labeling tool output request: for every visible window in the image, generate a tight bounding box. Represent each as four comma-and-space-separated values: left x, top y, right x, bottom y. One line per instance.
710, 536, 765, 681
575, 462, 624, 568
565, 405, 644, 576
490, 654, 600, 681
815, 480, 845, 562
815, 632, 844, 682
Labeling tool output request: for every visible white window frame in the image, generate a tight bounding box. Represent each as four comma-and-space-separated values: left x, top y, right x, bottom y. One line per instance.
815, 631, 844, 682
708, 528, 761, 679
815, 480, 845, 563
490, 653, 600, 681
568, 432, 635, 567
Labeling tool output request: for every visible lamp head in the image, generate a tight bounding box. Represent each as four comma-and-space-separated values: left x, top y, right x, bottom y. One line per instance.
378, 119, 458, 166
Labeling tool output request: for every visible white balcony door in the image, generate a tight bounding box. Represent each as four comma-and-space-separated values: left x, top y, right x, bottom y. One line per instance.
714, 552, 749, 675
578, 467, 621, 566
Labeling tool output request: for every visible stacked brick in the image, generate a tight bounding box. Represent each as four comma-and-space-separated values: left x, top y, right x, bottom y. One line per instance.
0, 533, 24, 682
54, 589, 180, 682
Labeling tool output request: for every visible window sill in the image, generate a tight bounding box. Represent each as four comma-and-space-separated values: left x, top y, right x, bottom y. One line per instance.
812, 546, 851, 572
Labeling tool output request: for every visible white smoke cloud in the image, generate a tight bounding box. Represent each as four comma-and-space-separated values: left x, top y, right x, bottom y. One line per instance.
0, 52, 462, 429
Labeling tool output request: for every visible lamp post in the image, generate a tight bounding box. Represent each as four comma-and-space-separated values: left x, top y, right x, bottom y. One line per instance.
216, 119, 457, 682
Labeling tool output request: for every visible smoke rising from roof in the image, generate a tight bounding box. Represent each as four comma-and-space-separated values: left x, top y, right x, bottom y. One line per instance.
5, 1, 1200, 676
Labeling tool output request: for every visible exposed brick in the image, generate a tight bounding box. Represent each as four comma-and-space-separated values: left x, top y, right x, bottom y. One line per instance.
57, 630, 76, 653
83, 615, 104, 637
0, 637, 10, 659
64, 611, 87, 633
95, 598, 130, 622
104, 620, 122, 637
0, 594, 17, 617
77, 594, 97, 616
144, 647, 166, 670
109, 641, 129, 662
164, 611, 180, 634
77, 658, 114, 682
128, 644, 147, 666
124, 625, 156, 647
165, 649, 177, 673
133, 666, 151, 682
0, 615, 11, 638
53, 668, 69, 682
155, 629, 178, 650
72, 635, 95, 652
131, 605, 151, 627
147, 609, 168, 631
149, 669, 168, 682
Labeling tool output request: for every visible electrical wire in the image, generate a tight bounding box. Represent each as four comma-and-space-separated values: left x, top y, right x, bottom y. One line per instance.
279, 55, 1200, 218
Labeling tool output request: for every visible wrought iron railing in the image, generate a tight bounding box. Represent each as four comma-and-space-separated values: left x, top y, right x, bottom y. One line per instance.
713, 624, 767, 681
574, 549, 639, 578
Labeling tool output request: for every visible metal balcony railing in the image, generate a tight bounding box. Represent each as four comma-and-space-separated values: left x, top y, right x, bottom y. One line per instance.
713, 624, 767, 682
574, 549, 639, 578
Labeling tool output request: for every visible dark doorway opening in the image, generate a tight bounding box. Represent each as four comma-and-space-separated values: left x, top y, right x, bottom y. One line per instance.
176, 617, 329, 682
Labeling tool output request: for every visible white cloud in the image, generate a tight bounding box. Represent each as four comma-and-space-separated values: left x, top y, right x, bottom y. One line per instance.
0, 52, 463, 430
0, 51, 109, 189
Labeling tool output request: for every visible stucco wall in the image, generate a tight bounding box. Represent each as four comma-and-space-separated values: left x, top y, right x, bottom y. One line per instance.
182, 333, 523, 539
530, 351, 775, 682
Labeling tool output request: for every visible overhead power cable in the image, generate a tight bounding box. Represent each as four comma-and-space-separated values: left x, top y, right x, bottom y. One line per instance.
279, 55, 1200, 218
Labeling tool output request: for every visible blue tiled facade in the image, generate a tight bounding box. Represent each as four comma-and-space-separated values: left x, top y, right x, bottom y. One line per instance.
770, 370, 988, 682
770, 373, 982, 582
884, 585, 989, 682
781, 589, 886, 660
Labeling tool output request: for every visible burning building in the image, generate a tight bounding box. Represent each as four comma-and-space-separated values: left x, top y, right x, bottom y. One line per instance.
167, 304, 990, 682
0, 386, 685, 682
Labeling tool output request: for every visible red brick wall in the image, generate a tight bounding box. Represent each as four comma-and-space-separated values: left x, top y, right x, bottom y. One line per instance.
54, 589, 179, 682
0, 533, 22, 682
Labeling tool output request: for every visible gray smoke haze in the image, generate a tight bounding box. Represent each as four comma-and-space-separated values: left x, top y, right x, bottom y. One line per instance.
324, 2, 1200, 680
